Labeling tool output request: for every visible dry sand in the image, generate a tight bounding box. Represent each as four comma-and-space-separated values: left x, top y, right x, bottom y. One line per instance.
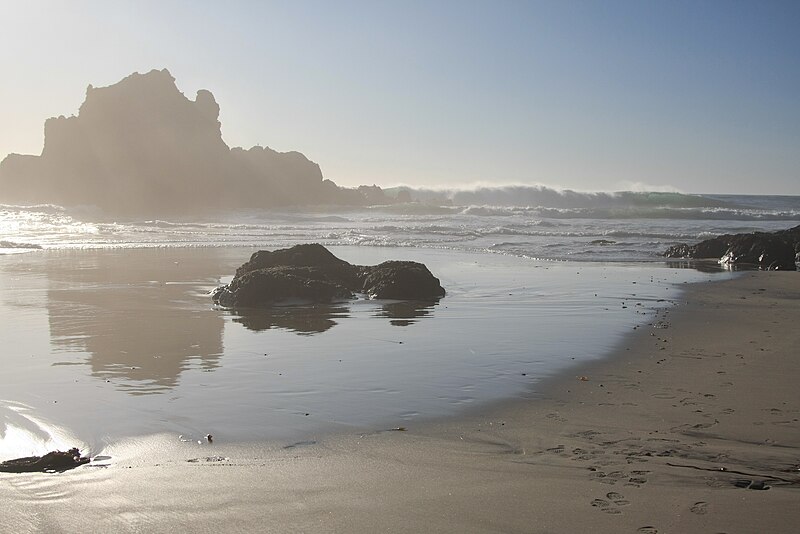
2, 271, 799, 533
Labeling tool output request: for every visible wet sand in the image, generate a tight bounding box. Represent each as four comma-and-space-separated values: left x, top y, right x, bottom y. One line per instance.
0, 247, 718, 449
1, 270, 798, 532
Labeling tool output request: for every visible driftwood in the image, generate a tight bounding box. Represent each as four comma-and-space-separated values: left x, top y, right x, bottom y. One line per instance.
0, 448, 90, 473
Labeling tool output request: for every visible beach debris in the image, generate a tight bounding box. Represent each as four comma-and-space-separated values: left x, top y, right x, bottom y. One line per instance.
389, 427, 407, 432
733, 479, 771, 490
178, 434, 214, 444
0, 448, 90, 473
187, 456, 228, 463
283, 440, 318, 449
578, 376, 590, 382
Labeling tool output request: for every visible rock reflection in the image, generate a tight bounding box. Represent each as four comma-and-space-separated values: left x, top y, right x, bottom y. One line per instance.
664, 260, 736, 273
233, 304, 350, 335
44, 250, 225, 395
229, 299, 440, 333
376, 300, 439, 326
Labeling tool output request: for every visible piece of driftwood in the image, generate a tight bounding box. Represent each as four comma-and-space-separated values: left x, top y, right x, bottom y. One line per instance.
0, 448, 90, 473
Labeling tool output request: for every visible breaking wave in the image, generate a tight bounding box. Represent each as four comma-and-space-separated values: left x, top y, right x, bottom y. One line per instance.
0, 191, 797, 262
394, 185, 737, 209
373, 186, 800, 221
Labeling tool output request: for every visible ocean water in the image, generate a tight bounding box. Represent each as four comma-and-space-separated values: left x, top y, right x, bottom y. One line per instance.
0, 190, 797, 456
2, 191, 799, 262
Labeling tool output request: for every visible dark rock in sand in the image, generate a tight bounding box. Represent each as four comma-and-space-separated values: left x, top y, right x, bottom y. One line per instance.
213, 244, 445, 307
233, 243, 360, 286
235, 243, 350, 274
664, 224, 800, 270
362, 261, 446, 300
214, 266, 354, 308
0, 448, 89, 473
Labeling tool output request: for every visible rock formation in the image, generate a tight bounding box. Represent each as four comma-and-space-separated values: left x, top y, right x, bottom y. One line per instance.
0, 69, 393, 215
212, 244, 446, 307
664, 224, 800, 270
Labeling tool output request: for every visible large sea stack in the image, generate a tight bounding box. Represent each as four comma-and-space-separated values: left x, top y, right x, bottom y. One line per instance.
0, 69, 390, 215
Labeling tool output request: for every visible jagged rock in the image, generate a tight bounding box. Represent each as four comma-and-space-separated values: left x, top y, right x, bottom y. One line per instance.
213, 267, 354, 307
0, 448, 90, 473
234, 243, 352, 276
213, 244, 445, 307
0, 69, 395, 215
362, 261, 447, 299
664, 224, 800, 270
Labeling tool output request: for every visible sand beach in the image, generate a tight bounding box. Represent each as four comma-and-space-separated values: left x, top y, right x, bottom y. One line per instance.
1, 247, 797, 533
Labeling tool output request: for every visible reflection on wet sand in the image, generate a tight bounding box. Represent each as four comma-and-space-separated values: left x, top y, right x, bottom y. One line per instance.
44, 250, 225, 395
375, 300, 438, 326
664, 260, 740, 273
231, 299, 439, 333
232, 304, 350, 335
27, 249, 440, 396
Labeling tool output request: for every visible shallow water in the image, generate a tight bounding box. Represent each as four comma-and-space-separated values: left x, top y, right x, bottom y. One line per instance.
0, 246, 732, 457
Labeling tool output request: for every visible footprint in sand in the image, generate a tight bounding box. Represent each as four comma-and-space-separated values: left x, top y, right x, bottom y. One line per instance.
573, 429, 602, 439
571, 447, 597, 461
627, 470, 650, 486
691, 419, 719, 429
690, 501, 708, 515
590, 468, 650, 487
606, 491, 630, 506
590, 498, 621, 514
596, 477, 618, 486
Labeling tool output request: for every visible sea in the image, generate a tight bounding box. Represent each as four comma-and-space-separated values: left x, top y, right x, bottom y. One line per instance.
1, 189, 798, 457
1, 191, 798, 261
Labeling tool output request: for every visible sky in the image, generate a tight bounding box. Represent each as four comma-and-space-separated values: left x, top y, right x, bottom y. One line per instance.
0, 0, 798, 195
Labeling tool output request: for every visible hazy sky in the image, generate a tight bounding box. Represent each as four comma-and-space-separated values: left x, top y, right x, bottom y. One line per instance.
1, 1, 798, 194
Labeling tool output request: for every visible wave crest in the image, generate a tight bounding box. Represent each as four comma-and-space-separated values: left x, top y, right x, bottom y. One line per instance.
391, 185, 755, 210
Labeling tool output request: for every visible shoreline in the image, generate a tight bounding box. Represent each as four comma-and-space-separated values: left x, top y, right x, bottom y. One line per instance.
408, 270, 799, 532
2, 268, 798, 532
0, 246, 722, 450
